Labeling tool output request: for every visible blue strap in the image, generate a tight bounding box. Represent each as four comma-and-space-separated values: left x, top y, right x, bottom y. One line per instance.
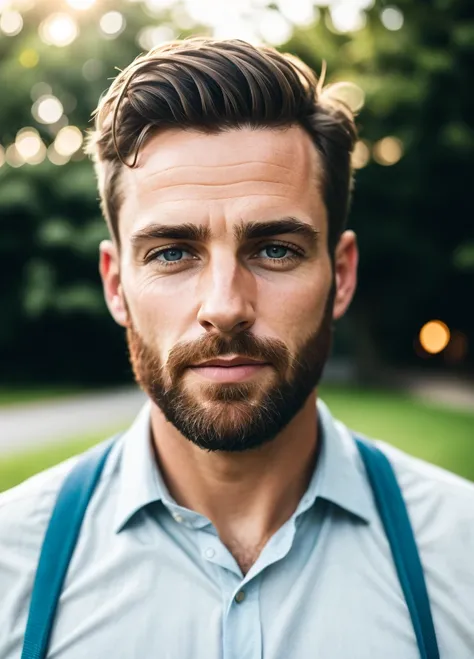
21, 437, 117, 659
355, 437, 440, 659
21, 433, 439, 659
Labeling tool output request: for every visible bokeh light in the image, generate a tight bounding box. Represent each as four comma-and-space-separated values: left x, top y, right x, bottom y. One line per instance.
276, 0, 317, 27
47, 144, 71, 166
170, 5, 196, 30
15, 128, 41, 160
19, 49, 39, 68
99, 11, 126, 37
0, 9, 23, 36
213, 16, 259, 43
82, 59, 104, 81
373, 136, 403, 165
31, 82, 53, 101
258, 9, 293, 45
184, 0, 227, 27
137, 25, 176, 50
352, 140, 370, 168
32, 95, 64, 125
347, 0, 375, 8
381, 6, 404, 31
66, 0, 96, 9
12, 0, 35, 10
144, 0, 178, 16
39, 13, 79, 47
54, 126, 83, 157
329, 4, 366, 33
325, 81, 365, 113
419, 321, 450, 355
0, 145, 5, 168
5, 144, 25, 168
46, 115, 69, 136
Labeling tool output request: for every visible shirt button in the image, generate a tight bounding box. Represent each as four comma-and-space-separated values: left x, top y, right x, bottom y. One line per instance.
234, 590, 246, 604
204, 547, 215, 559
172, 512, 184, 523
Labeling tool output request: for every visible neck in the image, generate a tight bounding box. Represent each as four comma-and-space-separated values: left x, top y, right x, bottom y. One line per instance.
149, 393, 319, 573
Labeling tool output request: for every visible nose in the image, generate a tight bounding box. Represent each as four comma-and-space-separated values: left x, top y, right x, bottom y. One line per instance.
197, 256, 256, 335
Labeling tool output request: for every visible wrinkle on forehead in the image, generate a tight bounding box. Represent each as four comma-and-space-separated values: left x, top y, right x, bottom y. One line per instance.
135, 125, 316, 168
118, 126, 326, 237
124, 126, 321, 188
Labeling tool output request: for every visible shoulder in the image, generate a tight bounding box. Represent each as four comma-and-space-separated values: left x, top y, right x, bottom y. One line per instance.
0, 456, 81, 655
0, 438, 122, 557
370, 439, 474, 654
0, 440, 123, 656
374, 438, 474, 536
0, 456, 81, 555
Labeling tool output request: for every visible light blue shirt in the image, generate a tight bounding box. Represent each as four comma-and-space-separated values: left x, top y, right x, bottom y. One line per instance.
1, 399, 473, 658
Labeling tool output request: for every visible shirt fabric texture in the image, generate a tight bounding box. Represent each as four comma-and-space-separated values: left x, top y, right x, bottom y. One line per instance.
0, 399, 473, 658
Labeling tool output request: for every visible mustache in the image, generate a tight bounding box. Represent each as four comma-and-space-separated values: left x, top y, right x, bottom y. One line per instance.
166, 331, 291, 382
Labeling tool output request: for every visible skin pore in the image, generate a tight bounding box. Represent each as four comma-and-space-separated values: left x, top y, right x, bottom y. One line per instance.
100, 125, 358, 574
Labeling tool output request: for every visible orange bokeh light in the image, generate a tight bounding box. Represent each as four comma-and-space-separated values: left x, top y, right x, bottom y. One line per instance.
419, 320, 450, 355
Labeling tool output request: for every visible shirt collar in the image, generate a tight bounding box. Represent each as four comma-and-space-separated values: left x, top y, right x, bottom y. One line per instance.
113, 401, 163, 533
313, 399, 373, 523
113, 398, 374, 533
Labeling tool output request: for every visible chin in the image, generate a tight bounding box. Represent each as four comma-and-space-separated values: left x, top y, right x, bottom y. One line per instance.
193, 377, 272, 403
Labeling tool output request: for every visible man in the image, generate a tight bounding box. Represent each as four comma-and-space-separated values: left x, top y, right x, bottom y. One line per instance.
0, 38, 473, 659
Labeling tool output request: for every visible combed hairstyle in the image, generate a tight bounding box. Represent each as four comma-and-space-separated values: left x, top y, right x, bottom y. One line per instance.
84, 37, 358, 252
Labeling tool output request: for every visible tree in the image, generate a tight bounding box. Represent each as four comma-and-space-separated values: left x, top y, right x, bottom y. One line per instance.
0, 0, 472, 384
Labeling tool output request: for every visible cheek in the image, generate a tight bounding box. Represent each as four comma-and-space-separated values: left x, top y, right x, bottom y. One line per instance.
122, 270, 197, 353
257, 264, 332, 344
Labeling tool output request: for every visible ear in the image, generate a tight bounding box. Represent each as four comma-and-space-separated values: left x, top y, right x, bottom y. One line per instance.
333, 230, 358, 320
99, 240, 129, 327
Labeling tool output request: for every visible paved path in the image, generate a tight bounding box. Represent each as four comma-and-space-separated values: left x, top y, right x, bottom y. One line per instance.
391, 371, 474, 412
0, 387, 146, 457
0, 373, 472, 457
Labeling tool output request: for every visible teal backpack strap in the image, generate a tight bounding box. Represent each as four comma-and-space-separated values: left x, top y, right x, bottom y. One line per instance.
355, 436, 440, 659
21, 436, 118, 659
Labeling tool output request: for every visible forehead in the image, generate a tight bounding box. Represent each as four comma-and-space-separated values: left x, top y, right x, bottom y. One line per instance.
118, 125, 327, 242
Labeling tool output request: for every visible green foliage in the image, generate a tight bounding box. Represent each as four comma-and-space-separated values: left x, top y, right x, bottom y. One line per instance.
454, 243, 474, 271
289, 0, 474, 377
0, 0, 473, 384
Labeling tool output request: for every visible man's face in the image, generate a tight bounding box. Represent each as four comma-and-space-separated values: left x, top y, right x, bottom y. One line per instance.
100, 126, 357, 451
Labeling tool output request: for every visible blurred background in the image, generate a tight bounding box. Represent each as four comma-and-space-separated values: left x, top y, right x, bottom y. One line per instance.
0, 0, 473, 490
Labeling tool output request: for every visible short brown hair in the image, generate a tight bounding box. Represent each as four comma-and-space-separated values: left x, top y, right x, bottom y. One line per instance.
85, 37, 357, 251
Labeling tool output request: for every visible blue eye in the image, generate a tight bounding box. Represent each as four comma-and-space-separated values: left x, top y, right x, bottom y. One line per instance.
261, 245, 290, 259
146, 245, 197, 268
157, 248, 186, 262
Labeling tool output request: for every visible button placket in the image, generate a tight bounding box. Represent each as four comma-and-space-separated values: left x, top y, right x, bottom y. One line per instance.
223, 581, 262, 659
204, 547, 216, 559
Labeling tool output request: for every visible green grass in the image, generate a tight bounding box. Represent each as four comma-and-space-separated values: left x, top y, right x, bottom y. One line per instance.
0, 386, 85, 408
0, 385, 473, 493
0, 431, 123, 493
320, 385, 474, 481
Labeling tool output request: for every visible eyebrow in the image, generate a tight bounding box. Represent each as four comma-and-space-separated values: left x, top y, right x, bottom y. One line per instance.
131, 223, 211, 246
234, 218, 320, 245
130, 217, 320, 248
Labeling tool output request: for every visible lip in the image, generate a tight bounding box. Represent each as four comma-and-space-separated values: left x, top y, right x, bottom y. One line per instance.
191, 356, 267, 368
189, 360, 269, 383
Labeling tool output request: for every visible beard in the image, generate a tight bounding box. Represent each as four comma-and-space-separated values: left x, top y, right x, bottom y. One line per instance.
126, 287, 335, 453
